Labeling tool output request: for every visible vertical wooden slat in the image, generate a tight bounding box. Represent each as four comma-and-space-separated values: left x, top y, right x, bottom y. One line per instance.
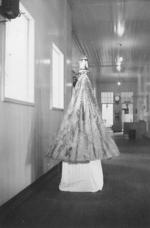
0, 0, 72, 206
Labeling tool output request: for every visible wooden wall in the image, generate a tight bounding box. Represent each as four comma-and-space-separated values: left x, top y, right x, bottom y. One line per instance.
97, 81, 138, 109
0, 0, 72, 206
138, 65, 150, 137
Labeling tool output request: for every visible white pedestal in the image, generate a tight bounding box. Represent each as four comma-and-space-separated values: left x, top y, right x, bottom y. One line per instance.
59, 160, 103, 192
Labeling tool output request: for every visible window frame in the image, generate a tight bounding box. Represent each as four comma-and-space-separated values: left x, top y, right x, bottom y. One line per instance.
2, 3, 35, 106
101, 92, 114, 104
121, 92, 133, 104
51, 43, 64, 110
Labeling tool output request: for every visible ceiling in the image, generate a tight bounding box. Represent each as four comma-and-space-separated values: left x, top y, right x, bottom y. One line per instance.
69, 0, 150, 83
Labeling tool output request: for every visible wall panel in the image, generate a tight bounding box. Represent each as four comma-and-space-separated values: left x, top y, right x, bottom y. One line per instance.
97, 81, 138, 107
138, 65, 150, 137
0, 0, 72, 206
97, 81, 138, 123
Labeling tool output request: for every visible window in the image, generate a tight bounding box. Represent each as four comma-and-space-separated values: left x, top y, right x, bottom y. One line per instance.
101, 92, 113, 104
52, 43, 64, 109
3, 3, 34, 105
121, 92, 133, 103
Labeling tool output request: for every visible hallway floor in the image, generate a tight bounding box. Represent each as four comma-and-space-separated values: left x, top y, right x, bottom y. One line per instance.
0, 133, 150, 228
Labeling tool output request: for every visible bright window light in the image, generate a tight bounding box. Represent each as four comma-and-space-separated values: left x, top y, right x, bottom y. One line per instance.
52, 43, 64, 109
101, 92, 114, 104
3, 3, 34, 105
121, 92, 133, 103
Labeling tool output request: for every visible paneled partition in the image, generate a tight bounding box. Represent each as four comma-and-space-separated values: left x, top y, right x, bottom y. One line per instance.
0, 0, 72, 206
97, 81, 138, 132
138, 65, 150, 137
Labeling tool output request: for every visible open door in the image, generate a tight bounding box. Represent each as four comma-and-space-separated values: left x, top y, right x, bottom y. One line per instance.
102, 104, 113, 131
122, 103, 133, 130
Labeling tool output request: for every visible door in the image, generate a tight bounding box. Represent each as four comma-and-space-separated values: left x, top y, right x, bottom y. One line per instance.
102, 104, 113, 130
122, 103, 133, 130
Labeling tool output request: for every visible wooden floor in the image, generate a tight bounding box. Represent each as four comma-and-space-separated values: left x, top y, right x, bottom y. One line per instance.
0, 133, 150, 228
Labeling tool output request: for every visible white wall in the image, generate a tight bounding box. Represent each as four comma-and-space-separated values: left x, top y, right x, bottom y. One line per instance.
138, 65, 150, 137
0, 0, 72, 206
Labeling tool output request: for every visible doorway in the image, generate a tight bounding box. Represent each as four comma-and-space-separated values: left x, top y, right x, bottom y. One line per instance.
122, 103, 133, 131
102, 104, 113, 130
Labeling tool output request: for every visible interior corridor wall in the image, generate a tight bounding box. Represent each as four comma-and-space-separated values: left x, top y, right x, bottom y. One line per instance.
0, 0, 72, 206
138, 66, 150, 138
97, 81, 138, 120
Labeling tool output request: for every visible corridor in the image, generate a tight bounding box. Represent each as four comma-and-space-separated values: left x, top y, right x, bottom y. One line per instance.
0, 133, 150, 228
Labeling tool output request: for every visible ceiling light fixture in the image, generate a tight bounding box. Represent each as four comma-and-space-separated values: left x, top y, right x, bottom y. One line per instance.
116, 44, 123, 72
117, 21, 124, 37
117, 59, 121, 71
119, 56, 123, 62
114, 20, 125, 37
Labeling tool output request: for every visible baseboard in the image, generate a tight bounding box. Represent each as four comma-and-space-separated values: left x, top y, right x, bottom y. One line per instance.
143, 135, 150, 140
0, 162, 62, 220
